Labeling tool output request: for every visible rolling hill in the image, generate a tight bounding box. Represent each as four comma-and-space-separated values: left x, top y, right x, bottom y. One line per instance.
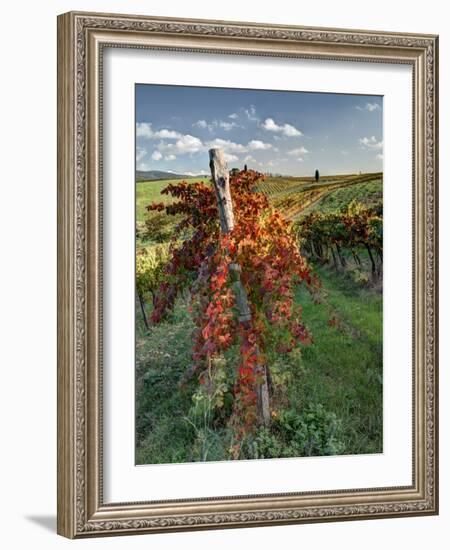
136, 170, 205, 182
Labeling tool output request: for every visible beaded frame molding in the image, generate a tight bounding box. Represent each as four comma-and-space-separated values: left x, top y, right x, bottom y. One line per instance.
57, 11, 439, 538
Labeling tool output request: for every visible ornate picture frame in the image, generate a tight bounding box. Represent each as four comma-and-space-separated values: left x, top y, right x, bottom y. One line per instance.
57, 11, 438, 538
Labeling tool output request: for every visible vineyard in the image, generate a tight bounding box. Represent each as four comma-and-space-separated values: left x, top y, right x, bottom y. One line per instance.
135, 167, 383, 464
256, 172, 382, 221
136, 172, 382, 228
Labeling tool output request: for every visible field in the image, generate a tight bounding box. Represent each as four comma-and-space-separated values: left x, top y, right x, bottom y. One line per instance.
136, 177, 209, 250
136, 173, 382, 225
256, 172, 382, 220
135, 172, 383, 463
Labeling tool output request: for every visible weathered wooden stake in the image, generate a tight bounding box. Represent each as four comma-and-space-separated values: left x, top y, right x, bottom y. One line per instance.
209, 148, 271, 426
137, 289, 149, 331
209, 148, 235, 233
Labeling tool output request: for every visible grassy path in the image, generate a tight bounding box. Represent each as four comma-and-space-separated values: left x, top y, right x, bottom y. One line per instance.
293, 265, 383, 454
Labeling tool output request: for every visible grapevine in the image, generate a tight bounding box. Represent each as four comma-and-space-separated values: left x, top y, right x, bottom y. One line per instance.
146, 170, 314, 450
296, 200, 382, 279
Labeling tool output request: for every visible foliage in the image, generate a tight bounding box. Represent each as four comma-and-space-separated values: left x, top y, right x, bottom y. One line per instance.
135, 295, 198, 464
136, 177, 210, 223
256, 173, 382, 221
296, 200, 382, 280
306, 179, 382, 215
135, 265, 383, 463
142, 211, 176, 243
293, 266, 383, 455
248, 405, 345, 459
185, 359, 232, 461
136, 244, 170, 304
135, 173, 384, 464
147, 170, 315, 448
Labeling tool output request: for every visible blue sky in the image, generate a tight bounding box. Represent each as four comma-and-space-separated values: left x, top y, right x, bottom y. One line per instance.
136, 84, 383, 176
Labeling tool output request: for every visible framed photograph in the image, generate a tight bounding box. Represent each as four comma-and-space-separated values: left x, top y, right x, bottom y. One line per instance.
57, 11, 439, 538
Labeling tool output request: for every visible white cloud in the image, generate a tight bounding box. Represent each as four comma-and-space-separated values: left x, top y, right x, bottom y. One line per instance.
248, 139, 272, 151
288, 146, 309, 156
243, 155, 256, 163
151, 151, 163, 161
193, 119, 208, 129
218, 120, 239, 131
165, 154, 176, 161
206, 137, 272, 156
282, 125, 302, 137
356, 102, 381, 112
137, 122, 182, 140
262, 117, 302, 137
228, 113, 239, 119
376, 153, 384, 160
136, 122, 153, 138
359, 136, 383, 150
224, 153, 239, 163
207, 138, 247, 153
136, 147, 147, 162
296, 158, 304, 162
182, 170, 209, 177
193, 118, 239, 132
159, 134, 204, 155
244, 105, 259, 122
262, 118, 279, 132
171, 135, 204, 154
165, 134, 204, 155
154, 128, 182, 139
341, 150, 349, 156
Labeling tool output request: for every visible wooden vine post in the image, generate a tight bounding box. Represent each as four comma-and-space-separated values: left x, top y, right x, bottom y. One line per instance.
209, 148, 271, 426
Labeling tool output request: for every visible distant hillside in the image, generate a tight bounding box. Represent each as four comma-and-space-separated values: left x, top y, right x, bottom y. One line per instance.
136, 170, 203, 182
257, 173, 383, 221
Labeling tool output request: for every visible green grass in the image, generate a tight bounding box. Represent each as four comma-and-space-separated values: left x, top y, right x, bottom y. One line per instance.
136, 177, 209, 223
135, 296, 198, 464
135, 261, 383, 464
257, 173, 382, 220
302, 179, 383, 216
135, 171, 383, 463
292, 265, 383, 454
136, 173, 381, 226
136, 174, 382, 238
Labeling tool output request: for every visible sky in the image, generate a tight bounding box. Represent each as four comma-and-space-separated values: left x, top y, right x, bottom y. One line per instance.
136, 84, 383, 177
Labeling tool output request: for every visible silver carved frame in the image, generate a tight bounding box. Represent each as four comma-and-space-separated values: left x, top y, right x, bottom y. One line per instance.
57, 11, 439, 538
